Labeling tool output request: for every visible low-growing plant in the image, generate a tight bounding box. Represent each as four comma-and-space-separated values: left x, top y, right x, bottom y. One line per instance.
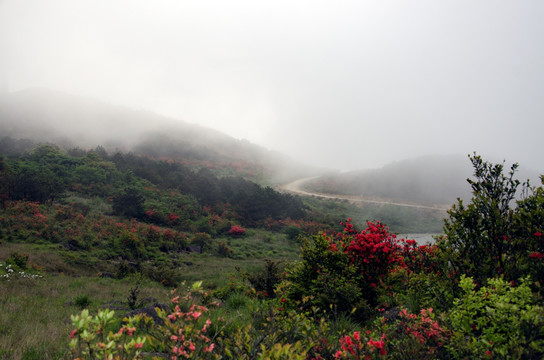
69, 309, 146, 360
244, 259, 283, 298
218, 299, 335, 360
334, 308, 450, 360
70, 281, 220, 359
0, 261, 44, 281
74, 294, 91, 309
5, 251, 29, 271
127, 284, 141, 310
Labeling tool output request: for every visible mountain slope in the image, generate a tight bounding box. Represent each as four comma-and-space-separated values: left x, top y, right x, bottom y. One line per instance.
0, 88, 318, 183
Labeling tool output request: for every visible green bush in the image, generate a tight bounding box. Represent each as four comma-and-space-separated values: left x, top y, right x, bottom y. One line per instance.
244, 259, 283, 298
5, 252, 29, 271
283, 233, 371, 320
438, 154, 544, 291
74, 294, 91, 309
446, 276, 544, 359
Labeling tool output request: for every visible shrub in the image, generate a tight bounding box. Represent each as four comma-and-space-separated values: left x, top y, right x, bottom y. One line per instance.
112, 188, 145, 219
70, 282, 218, 360
334, 307, 451, 360
227, 225, 246, 238
69, 309, 146, 360
219, 300, 334, 360
511, 175, 544, 287
284, 225, 302, 241
216, 241, 233, 257
284, 231, 371, 320
285, 219, 408, 319
74, 294, 91, 309
446, 275, 544, 359
190, 232, 213, 252
245, 259, 283, 298
438, 154, 525, 285
5, 251, 29, 271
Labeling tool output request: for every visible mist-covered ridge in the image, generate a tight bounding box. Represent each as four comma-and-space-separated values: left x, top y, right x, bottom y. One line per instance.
0, 88, 319, 184
303, 154, 541, 206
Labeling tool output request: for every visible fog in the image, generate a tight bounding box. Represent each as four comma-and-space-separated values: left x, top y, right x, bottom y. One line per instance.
1, 1, 543, 172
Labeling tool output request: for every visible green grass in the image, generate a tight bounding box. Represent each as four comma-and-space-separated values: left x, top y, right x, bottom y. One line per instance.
0, 229, 301, 359
303, 196, 446, 233
0, 272, 169, 360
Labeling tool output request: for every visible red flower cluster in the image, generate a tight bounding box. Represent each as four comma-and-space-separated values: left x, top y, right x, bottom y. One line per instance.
228, 225, 246, 237
335, 332, 387, 359
335, 220, 404, 286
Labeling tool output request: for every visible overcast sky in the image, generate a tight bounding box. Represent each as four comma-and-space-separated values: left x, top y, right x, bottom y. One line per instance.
1, 0, 543, 171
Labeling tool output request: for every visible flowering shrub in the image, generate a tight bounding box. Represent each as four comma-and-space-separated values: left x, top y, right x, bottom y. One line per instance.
1, 252, 44, 281
334, 307, 450, 360
384, 308, 450, 359
341, 220, 404, 291
334, 331, 387, 359
70, 282, 219, 360
512, 177, 544, 288
283, 219, 431, 321
0, 262, 43, 281
227, 225, 246, 237
0, 201, 189, 260
69, 309, 146, 360
5, 251, 30, 270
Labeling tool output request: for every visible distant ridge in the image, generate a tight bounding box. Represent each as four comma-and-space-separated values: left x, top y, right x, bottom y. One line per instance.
305, 155, 475, 206
303, 154, 540, 207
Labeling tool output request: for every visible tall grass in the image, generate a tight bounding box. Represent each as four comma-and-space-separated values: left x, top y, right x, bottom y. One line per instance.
0, 274, 168, 360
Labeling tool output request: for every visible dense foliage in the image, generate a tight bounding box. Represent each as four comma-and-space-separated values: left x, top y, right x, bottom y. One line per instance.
0, 142, 305, 226
1, 144, 543, 359
61, 154, 544, 359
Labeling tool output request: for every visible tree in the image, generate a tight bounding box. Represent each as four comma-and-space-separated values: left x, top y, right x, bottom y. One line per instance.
438, 154, 538, 285
112, 188, 145, 219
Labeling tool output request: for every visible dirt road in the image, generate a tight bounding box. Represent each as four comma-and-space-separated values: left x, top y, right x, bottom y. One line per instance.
278, 176, 449, 212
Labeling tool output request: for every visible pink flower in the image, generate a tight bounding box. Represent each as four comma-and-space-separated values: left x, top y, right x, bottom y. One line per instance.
191, 311, 202, 320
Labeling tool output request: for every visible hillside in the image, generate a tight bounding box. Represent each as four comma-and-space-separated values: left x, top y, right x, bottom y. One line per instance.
1, 90, 543, 359
0, 88, 319, 184
303, 155, 472, 206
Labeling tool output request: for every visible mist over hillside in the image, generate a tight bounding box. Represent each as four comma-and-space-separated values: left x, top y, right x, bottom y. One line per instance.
303, 154, 540, 206
1, 87, 540, 205
0, 88, 319, 183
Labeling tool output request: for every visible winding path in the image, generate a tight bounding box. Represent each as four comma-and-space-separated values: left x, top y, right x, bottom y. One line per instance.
278, 176, 449, 212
